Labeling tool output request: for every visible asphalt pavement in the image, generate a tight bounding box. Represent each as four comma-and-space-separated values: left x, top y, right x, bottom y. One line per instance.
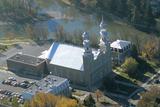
0, 71, 38, 93
0, 43, 50, 67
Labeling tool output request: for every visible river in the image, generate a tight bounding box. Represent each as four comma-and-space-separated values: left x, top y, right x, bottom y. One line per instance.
0, 1, 105, 40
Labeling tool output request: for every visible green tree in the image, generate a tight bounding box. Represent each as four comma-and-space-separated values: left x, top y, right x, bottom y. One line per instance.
121, 57, 139, 76
84, 94, 96, 107
0, 0, 37, 24
130, 44, 138, 59
12, 97, 19, 107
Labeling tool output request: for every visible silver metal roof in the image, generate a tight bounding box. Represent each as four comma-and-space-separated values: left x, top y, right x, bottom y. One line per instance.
39, 42, 85, 71
39, 42, 100, 71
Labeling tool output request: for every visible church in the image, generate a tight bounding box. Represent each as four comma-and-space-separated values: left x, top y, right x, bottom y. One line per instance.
7, 20, 112, 90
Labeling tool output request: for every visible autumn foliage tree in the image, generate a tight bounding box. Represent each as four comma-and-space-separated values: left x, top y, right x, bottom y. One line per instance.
24, 93, 78, 107
95, 90, 103, 102
142, 37, 160, 59
137, 86, 160, 107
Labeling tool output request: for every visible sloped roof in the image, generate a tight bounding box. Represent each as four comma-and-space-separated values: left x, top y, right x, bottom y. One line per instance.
39, 42, 85, 71
111, 40, 131, 49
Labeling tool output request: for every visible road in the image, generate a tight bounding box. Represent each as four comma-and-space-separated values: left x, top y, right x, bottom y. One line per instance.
142, 70, 160, 89
127, 70, 160, 106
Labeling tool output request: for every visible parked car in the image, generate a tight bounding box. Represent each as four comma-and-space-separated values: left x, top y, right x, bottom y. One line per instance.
18, 98, 24, 104
11, 81, 18, 87
19, 83, 28, 88
154, 79, 160, 84
2, 80, 12, 85
8, 77, 16, 81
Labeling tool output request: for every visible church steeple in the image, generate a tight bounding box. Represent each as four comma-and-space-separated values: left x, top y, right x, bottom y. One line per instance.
82, 32, 93, 90
99, 18, 110, 52
100, 29, 109, 44
82, 32, 92, 54
99, 16, 109, 43
82, 32, 89, 41
99, 17, 112, 76
99, 16, 106, 29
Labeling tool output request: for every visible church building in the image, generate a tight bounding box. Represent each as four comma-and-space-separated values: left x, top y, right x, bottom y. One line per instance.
39, 19, 112, 90
7, 20, 112, 90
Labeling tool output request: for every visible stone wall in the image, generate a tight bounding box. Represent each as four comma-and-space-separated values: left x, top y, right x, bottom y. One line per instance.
47, 64, 88, 89
7, 59, 47, 78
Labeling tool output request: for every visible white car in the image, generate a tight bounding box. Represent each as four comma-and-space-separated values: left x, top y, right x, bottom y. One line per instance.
8, 77, 16, 81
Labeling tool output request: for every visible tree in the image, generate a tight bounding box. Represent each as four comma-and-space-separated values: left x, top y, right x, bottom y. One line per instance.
130, 44, 138, 59
121, 57, 139, 76
95, 90, 103, 102
137, 86, 160, 107
84, 94, 96, 107
12, 97, 19, 107
24, 93, 78, 107
81, 0, 97, 8
142, 37, 160, 59
0, 0, 37, 24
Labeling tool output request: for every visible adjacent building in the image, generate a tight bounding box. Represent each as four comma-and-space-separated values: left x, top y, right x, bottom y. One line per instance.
22, 75, 70, 100
7, 54, 47, 78
111, 40, 131, 65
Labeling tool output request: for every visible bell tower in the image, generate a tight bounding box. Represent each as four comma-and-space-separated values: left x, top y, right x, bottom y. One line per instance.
82, 32, 93, 90
99, 18, 112, 74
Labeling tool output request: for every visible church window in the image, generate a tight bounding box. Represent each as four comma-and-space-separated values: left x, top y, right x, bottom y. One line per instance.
119, 49, 123, 53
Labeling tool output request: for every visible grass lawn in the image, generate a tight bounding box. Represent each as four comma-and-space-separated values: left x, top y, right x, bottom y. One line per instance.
113, 67, 137, 83
0, 36, 33, 52
0, 36, 32, 45
114, 59, 160, 86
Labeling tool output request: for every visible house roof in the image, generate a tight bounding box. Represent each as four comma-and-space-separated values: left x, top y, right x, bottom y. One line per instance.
110, 40, 131, 49
39, 42, 86, 71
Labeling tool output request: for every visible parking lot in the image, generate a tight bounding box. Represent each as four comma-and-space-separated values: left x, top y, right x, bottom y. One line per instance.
0, 71, 39, 93
0, 41, 52, 104
0, 71, 40, 104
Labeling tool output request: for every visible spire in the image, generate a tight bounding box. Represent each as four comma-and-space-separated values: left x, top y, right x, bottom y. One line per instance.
99, 16, 109, 44
82, 32, 92, 53
100, 29, 108, 42
99, 17, 109, 52
100, 15, 105, 29
82, 32, 89, 41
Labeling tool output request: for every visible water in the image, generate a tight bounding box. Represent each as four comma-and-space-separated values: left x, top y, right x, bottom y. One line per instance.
0, 0, 101, 39
38, 0, 101, 37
